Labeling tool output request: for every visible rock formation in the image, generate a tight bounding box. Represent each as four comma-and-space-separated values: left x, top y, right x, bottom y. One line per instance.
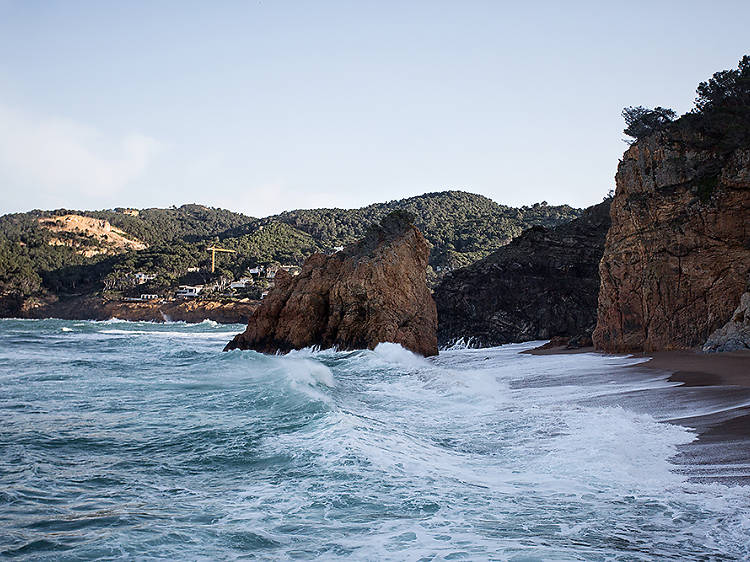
593, 132, 750, 352
433, 200, 611, 348
224, 211, 438, 356
703, 291, 750, 352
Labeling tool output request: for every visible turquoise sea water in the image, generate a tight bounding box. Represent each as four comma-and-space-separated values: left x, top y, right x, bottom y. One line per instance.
1, 318, 749, 560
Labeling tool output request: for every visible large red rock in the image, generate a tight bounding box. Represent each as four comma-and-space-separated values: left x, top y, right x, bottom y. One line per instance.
593, 131, 750, 352
224, 212, 438, 356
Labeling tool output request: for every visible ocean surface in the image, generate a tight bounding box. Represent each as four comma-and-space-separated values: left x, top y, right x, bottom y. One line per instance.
1, 318, 749, 560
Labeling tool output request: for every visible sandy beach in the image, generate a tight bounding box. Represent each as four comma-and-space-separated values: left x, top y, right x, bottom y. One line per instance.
634, 349, 750, 387
528, 342, 750, 483
527, 343, 749, 387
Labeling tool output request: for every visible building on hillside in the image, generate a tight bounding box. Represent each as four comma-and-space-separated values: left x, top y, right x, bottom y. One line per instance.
186, 267, 200, 273
247, 267, 262, 276
175, 285, 203, 298
135, 272, 157, 284
140, 294, 159, 300
230, 278, 254, 289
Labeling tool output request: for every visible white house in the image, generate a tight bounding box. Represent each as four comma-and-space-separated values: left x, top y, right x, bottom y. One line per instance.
134, 272, 156, 284
230, 277, 253, 289
175, 285, 202, 298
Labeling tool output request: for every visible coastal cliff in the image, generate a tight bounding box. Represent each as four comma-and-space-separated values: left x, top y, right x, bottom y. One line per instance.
593, 133, 750, 352
225, 211, 438, 356
433, 200, 611, 348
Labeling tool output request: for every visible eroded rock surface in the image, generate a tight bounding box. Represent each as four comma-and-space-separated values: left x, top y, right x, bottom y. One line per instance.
593, 132, 750, 352
703, 292, 750, 352
433, 201, 611, 348
225, 212, 438, 356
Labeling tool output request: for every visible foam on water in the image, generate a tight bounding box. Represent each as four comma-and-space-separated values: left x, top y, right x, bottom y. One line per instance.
1, 319, 749, 560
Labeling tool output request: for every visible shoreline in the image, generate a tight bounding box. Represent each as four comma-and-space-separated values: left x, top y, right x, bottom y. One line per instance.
526, 341, 750, 483
526, 343, 750, 387
6, 295, 260, 325
629, 349, 750, 388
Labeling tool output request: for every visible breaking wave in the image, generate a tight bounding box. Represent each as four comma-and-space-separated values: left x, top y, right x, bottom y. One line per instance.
1, 319, 749, 560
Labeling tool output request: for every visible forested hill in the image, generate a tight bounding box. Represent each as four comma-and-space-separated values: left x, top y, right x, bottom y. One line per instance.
235, 191, 581, 269
0, 192, 582, 314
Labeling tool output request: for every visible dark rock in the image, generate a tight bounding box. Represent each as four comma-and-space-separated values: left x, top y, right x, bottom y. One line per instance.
703, 291, 750, 352
434, 201, 611, 348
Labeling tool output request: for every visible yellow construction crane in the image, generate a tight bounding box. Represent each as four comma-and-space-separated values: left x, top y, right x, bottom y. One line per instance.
206, 246, 237, 273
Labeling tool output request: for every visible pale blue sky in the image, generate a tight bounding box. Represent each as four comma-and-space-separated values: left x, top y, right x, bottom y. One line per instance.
0, 0, 747, 216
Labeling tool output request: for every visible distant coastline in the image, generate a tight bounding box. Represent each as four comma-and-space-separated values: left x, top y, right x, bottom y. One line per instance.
14, 295, 259, 324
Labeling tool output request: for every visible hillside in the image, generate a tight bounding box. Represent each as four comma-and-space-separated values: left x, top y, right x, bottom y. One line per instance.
38, 214, 148, 257
251, 191, 580, 268
0, 192, 582, 317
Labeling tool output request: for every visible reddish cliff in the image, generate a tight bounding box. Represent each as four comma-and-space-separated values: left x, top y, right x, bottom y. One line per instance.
593, 132, 750, 352
225, 211, 438, 356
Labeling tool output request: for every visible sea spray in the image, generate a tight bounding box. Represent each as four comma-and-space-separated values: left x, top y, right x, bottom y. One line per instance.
1, 318, 749, 560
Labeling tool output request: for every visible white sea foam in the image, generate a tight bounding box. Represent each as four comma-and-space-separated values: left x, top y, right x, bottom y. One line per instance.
372, 341, 432, 368
4, 321, 750, 560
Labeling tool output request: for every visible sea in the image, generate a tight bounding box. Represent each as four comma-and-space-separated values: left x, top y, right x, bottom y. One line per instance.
1, 318, 749, 560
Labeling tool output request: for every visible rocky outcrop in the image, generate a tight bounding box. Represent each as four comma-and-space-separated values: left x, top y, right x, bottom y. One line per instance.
593, 132, 750, 352
17, 295, 259, 324
224, 212, 438, 356
703, 292, 750, 352
433, 200, 611, 348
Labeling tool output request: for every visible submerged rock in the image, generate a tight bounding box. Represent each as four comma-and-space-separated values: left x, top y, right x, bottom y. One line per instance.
703, 292, 750, 352
225, 211, 438, 356
433, 200, 611, 348
593, 131, 750, 352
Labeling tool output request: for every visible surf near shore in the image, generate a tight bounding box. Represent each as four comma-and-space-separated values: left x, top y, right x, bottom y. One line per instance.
527, 341, 750, 484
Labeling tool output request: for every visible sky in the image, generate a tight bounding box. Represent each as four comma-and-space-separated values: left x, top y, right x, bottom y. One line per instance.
0, 0, 748, 218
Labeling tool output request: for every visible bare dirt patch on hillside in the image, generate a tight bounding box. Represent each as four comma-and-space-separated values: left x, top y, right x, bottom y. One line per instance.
38, 214, 147, 257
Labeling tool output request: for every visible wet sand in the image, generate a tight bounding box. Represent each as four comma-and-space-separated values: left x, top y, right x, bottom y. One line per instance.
524, 345, 594, 355
527, 344, 749, 386
632, 349, 750, 388
527, 343, 750, 483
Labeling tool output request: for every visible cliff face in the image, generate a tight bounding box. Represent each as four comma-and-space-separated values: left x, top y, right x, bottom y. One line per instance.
433, 200, 611, 348
593, 133, 750, 352
225, 212, 438, 356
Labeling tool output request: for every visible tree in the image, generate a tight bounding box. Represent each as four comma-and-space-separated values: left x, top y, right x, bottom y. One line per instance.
622, 106, 677, 142
694, 55, 750, 113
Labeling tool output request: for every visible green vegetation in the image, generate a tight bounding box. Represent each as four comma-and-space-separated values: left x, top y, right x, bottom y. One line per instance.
622, 106, 677, 142
268, 191, 580, 268
623, 55, 750, 151
0, 193, 583, 315
86, 204, 254, 244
